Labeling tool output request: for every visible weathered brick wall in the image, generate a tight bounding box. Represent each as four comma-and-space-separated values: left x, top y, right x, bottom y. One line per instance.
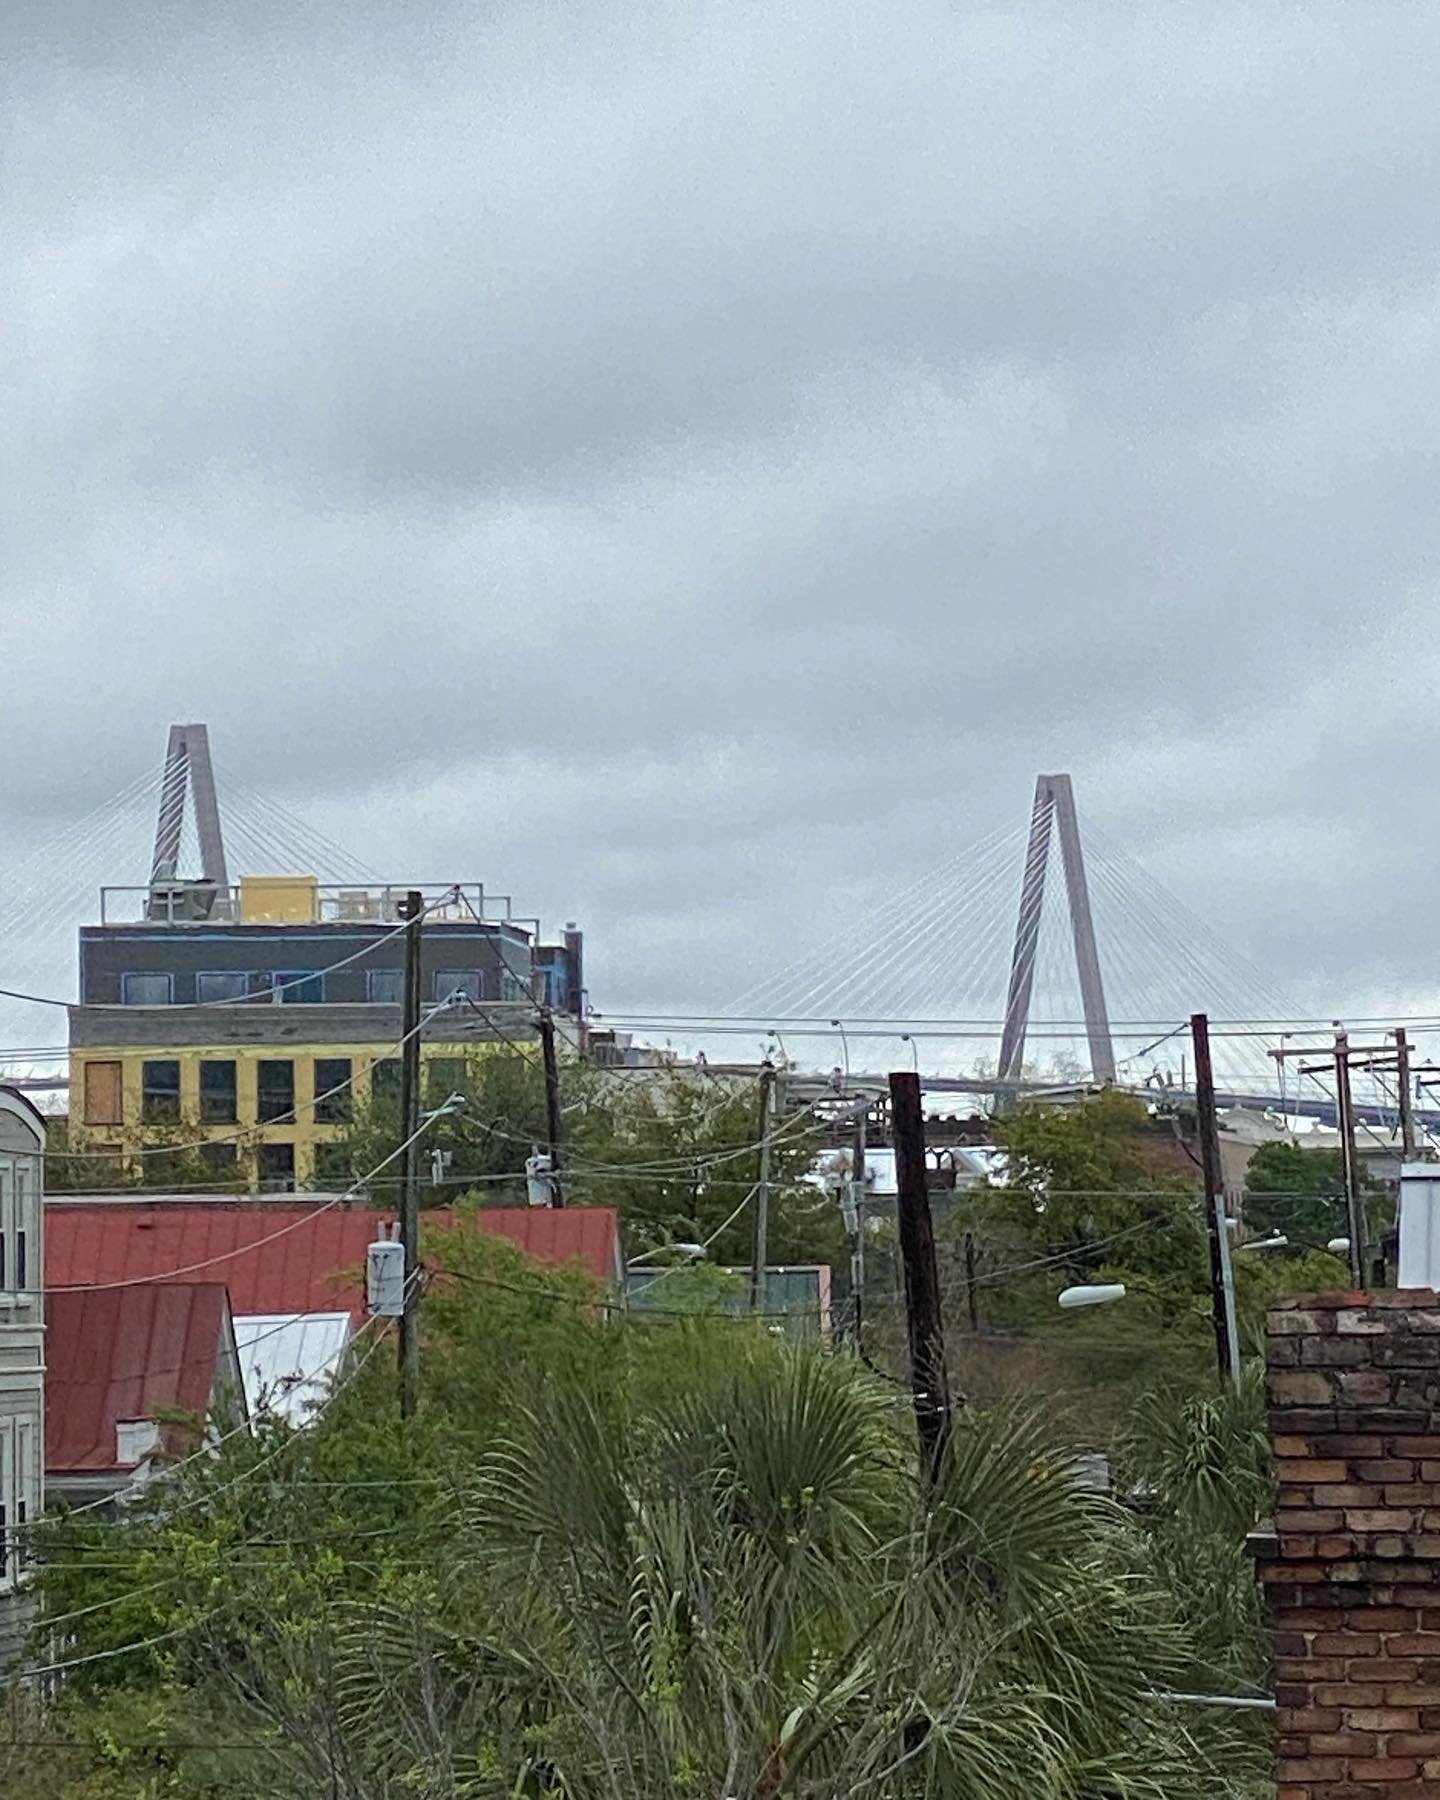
1265, 1290, 1440, 1798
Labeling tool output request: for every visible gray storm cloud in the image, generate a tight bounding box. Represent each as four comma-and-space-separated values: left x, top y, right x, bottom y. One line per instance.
2, 0, 1438, 1031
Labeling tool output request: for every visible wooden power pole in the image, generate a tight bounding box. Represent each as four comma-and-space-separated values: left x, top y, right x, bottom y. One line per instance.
1332, 1029, 1368, 1285
1191, 1013, 1238, 1389
889, 1070, 952, 1483
1395, 1027, 1417, 1160
397, 890, 425, 1419
537, 1007, 565, 1208
1272, 1028, 1396, 1288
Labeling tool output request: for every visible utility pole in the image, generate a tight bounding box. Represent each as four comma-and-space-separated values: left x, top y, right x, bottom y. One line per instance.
397, 890, 425, 1419
1191, 1014, 1238, 1389
850, 1108, 866, 1342
889, 1070, 953, 1483
749, 1062, 776, 1312
1333, 1029, 1368, 1285
963, 1233, 980, 1336
537, 1007, 565, 1208
1272, 1030, 1395, 1288
1395, 1027, 1417, 1160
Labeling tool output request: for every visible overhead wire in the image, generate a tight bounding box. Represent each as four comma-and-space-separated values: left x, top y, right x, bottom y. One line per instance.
8, 1313, 402, 1677
46, 989, 459, 1160
2, 887, 463, 1016
48, 1091, 451, 1292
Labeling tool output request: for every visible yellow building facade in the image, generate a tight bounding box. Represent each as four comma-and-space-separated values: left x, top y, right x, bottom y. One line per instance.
69, 1037, 489, 1189
70, 875, 583, 1192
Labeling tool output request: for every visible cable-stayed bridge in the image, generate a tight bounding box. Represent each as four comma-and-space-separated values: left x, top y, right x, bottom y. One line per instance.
1, 737, 1434, 1132
600, 774, 1438, 1132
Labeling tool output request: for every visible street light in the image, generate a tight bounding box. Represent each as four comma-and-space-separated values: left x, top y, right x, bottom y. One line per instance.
1058, 1283, 1127, 1310
627, 1243, 706, 1268
1238, 1232, 1288, 1252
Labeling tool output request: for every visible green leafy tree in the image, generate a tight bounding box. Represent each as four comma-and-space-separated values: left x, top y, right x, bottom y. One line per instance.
984, 1090, 1208, 1292
46, 1114, 250, 1195
20, 1238, 1271, 1797
328, 1052, 843, 1271
1243, 1139, 1390, 1251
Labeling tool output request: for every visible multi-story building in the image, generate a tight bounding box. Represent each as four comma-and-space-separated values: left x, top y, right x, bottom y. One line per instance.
0, 1086, 44, 1654
67, 876, 584, 1191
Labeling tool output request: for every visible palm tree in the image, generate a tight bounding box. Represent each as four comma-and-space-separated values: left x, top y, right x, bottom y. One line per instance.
174, 1338, 1268, 1797
436, 1345, 1265, 1797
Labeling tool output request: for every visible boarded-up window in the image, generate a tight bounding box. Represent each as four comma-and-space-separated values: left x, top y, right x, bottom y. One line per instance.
83, 1060, 123, 1126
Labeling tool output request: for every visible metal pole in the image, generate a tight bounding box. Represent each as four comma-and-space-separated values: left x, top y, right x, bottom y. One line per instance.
398, 890, 424, 1419
889, 1070, 953, 1483
538, 1007, 565, 1208
1334, 1030, 1368, 1285
850, 1108, 866, 1342
1396, 1027, 1417, 1160
1191, 1014, 1236, 1388
1214, 1182, 1241, 1391
749, 1062, 776, 1311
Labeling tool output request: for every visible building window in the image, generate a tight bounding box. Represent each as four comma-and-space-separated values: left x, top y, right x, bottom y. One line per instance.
256, 1060, 296, 1124
141, 1060, 181, 1124
0, 1412, 32, 1589
258, 1143, 296, 1192
83, 1059, 124, 1127
196, 971, 250, 1004
313, 1142, 353, 1187
367, 969, 404, 1004
371, 1059, 402, 1104
314, 1058, 353, 1124
434, 970, 484, 1004
199, 1060, 238, 1125
121, 972, 173, 1005
0, 1157, 38, 1296
273, 971, 324, 1004
199, 1142, 240, 1183
14, 1161, 29, 1292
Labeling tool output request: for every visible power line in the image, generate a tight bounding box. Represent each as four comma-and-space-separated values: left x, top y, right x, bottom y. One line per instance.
49, 1108, 448, 1291
47, 990, 460, 1160
0, 888, 465, 1015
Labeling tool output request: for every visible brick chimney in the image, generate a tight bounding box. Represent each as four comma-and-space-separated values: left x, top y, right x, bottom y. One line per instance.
1264, 1290, 1440, 1796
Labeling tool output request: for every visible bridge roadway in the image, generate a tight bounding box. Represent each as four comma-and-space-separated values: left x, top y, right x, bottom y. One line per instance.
761, 1068, 1435, 1133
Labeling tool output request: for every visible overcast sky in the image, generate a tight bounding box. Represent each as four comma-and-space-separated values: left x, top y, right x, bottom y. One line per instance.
5, 2, 1440, 1062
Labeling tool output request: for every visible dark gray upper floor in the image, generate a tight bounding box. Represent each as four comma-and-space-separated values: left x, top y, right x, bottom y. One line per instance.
78, 918, 583, 1014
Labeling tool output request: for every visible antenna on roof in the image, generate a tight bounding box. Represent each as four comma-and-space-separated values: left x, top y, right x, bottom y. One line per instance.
150, 723, 230, 888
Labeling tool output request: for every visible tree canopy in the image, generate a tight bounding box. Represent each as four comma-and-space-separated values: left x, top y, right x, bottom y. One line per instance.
8, 1233, 1272, 1799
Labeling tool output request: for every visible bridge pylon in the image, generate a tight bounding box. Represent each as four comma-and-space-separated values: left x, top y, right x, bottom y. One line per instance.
150, 723, 230, 889
996, 773, 1115, 1088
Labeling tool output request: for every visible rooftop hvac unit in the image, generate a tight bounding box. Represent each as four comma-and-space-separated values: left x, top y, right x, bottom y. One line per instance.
336, 890, 383, 921
146, 880, 227, 922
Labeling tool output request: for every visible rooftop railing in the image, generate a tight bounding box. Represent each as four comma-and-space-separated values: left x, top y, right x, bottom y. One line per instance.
96, 882, 527, 930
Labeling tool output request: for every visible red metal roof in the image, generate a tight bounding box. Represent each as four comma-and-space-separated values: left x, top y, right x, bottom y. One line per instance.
45, 1204, 621, 1326
46, 1283, 231, 1474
